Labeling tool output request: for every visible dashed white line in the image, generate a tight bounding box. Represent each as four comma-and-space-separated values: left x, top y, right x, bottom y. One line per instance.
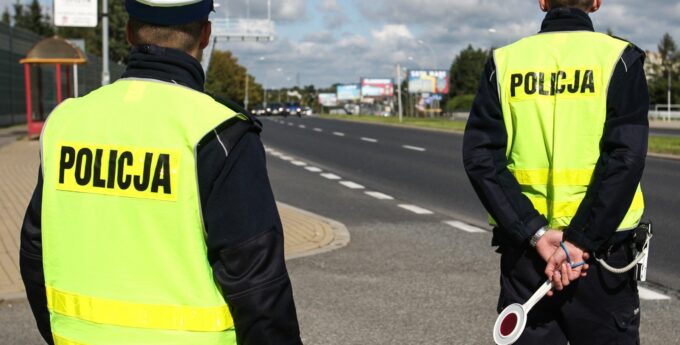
361, 137, 378, 143
398, 204, 434, 215
365, 191, 394, 200
402, 145, 426, 152
444, 221, 487, 233
287, 122, 295, 126
313, 128, 323, 132
339, 181, 365, 190
279, 155, 293, 161
321, 173, 342, 180
305, 166, 323, 173
638, 287, 671, 300
291, 160, 307, 167
333, 132, 346, 137
299, 125, 306, 129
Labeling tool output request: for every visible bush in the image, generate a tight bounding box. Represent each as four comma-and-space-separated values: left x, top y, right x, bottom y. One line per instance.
445, 94, 475, 112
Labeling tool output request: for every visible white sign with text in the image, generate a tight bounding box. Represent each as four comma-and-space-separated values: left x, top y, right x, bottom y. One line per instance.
54, 0, 98, 28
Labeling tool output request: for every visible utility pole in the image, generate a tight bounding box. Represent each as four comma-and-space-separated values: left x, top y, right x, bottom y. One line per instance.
101, 0, 110, 85
244, 73, 249, 110
668, 63, 672, 122
396, 64, 403, 123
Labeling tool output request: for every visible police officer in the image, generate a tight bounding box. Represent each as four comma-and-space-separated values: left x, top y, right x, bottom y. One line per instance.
20, 1, 303, 344
463, 0, 648, 344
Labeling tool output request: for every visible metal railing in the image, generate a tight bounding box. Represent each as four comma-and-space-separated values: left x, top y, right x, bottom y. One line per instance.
211, 19, 275, 40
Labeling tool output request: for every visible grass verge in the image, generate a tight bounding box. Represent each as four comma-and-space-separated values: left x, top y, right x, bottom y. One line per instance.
319, 114, 680, 156
649, 136, 680, 156
318, 114, 467, 132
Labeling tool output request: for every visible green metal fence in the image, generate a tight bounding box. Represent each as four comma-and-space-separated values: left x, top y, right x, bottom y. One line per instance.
0, 23, 125, 127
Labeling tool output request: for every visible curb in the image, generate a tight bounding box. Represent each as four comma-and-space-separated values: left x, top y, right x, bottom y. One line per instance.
281, 203, 351, 261
648, 152, 680, 161
0, 291, 26, 303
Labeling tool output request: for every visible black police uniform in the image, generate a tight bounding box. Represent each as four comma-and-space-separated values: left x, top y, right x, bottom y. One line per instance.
463, 7, 649, 345
20, 45, 303, 345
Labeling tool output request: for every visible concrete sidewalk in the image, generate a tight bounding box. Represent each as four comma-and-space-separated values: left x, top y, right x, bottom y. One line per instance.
0, 139, 348, 301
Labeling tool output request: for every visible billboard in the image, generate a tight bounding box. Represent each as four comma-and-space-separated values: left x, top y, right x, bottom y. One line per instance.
361, 78, 394, 97
54, 0, 98, 27
318, 93, 338, 107
337, 84, 361, 101
408, 70, 450, 94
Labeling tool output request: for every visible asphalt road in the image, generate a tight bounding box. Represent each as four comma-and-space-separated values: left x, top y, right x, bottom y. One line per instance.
260, 116, 680, 293
258, 123, 680, 345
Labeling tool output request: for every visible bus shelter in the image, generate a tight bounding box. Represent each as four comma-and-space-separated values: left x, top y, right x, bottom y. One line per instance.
20, 37, 87, 138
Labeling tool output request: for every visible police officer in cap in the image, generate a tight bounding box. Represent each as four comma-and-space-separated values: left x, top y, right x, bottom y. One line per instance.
20, 1, 303, 344
464, 0, 648, 343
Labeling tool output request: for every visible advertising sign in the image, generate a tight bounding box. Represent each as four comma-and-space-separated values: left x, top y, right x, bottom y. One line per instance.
54, 0, 98, 28
318, 93, 338, 107
408, 70, 450, 94
336, 84, 361, 101
361, 78, 394, 97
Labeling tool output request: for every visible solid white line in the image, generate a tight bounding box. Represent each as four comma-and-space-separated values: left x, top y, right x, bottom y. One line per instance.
313, 128, 323, 132
361, 137, 378, 143
333, 132, 346, 137
321, 173, 342, 180
339, 181, 365, 190
402, 145, 426, 152
305, 166, 323, 173
299, 125, 306, 129
638, 287, 671, 300
365, 191, 394, 200
291, 161, 307, 167
444, 221, 487, 233
398, 204, 433, 215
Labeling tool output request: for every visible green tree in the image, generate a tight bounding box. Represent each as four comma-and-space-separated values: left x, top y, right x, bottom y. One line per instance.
649, 33, 680, 105
13, 0, 53, 36
448, 45, 488, 97
1, 7, 10, 25
206, 50, 263, 108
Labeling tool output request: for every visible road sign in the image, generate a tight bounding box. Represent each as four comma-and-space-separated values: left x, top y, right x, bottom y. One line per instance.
54, 0, 98, 28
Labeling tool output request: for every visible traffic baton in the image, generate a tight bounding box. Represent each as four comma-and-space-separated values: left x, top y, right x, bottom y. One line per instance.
492, 280, 553, 345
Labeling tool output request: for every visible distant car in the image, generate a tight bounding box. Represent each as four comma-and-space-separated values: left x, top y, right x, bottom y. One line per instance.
286, 103, 303, 117
251, 105, 267, 116
267, 103, 289, 116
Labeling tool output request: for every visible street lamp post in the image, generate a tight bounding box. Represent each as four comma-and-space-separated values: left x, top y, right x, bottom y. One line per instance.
396, 64, 404, 123
668, 62, 673, 122
101, 0, 110, 86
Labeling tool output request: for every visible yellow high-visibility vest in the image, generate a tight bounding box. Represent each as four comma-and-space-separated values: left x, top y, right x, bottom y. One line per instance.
493, 31, 644, 230
41, 79, 245, 345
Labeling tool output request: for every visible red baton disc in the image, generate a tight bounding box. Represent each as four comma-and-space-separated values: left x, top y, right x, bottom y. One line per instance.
500, 313, 519, 337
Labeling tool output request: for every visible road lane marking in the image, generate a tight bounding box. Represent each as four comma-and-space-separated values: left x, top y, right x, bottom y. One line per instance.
321, 173, 342, 180
402, 145, 426, 152
288, 122, 295, 126
333, 132, 346, 137
279, 155, 293, 161
299, 125, 306, 129
291, 161, 307, 167
365, 191, 394, 200
361, 137, 378, 143
339, 181, 365, 190
444, 221, 487, 233
638, 287, 671, 300
398, 204, 433, 215
314, 128, 323, 132
305, 166, 323, 173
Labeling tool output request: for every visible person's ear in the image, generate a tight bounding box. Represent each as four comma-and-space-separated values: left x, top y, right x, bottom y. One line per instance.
199, 21, 212, 50
590, 0, 602, 13
126, 22, 134, 46
538, 0, 550, 12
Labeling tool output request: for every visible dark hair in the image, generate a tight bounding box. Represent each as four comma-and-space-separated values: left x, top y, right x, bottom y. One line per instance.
127, 17, 208, 52
547, 0, 595, 11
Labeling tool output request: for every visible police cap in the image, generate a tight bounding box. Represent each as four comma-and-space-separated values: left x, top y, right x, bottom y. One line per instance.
126, 0, 214, 26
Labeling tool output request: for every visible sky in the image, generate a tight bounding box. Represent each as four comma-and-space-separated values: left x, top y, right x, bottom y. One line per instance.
3, 0, 680, 88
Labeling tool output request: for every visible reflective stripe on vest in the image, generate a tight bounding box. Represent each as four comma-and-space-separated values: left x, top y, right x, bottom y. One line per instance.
493, 32, 643, 231
41, 79, 241, 345
46, 286, 234, 332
